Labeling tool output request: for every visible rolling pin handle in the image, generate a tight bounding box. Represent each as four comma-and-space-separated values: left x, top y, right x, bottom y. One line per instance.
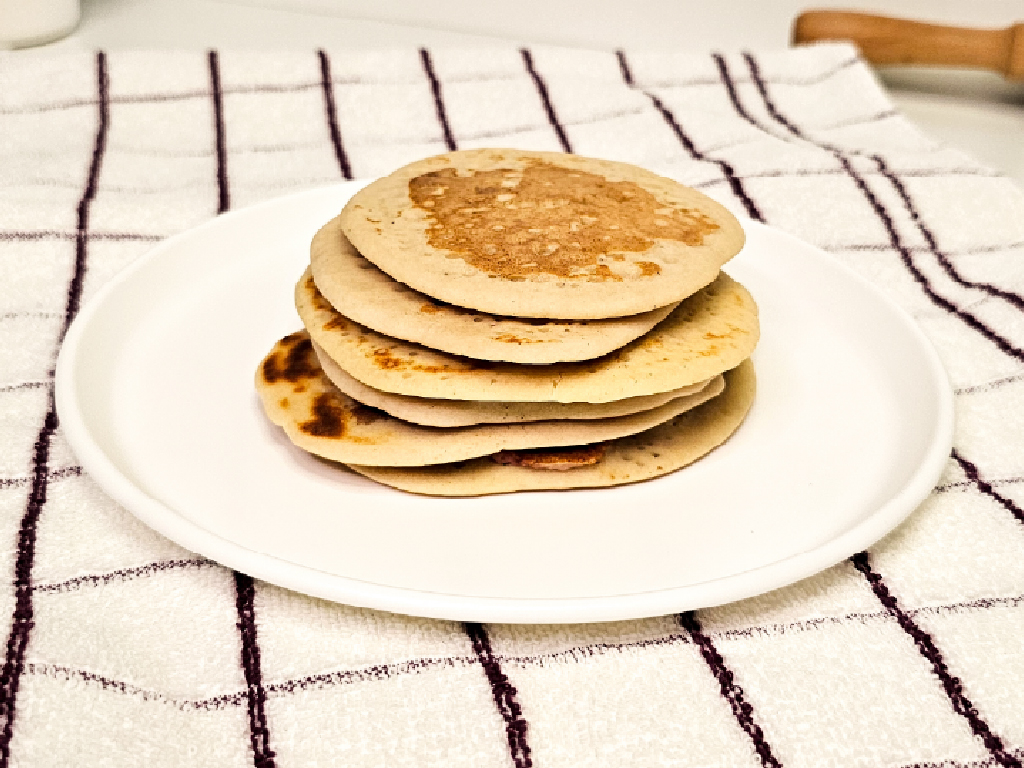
1008, 23, 1024, 80
792, 11, 1024, 81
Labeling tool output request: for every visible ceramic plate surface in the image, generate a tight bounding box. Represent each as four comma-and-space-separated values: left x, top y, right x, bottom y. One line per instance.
55, 182, 954, 623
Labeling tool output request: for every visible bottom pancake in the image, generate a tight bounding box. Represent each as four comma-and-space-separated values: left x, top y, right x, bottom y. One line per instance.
347, 359, 755, 496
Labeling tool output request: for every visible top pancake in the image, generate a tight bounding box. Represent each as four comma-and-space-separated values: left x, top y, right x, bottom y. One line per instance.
338, 148, 746, 319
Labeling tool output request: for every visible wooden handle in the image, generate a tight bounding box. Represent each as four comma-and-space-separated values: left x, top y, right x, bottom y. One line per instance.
792, 10, 1024, 80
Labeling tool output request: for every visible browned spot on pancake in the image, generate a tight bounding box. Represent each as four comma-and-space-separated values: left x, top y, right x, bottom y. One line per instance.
592, 264, 622, 282
416, 363, 462, 373
352, 403, 387, 425
261, 334, 320, 384
519, 316, 574, 327
417, 298, 479, 318
278, 397, 289, 409
408, 160, 719, 281
698, 344, 720, 357
369, 347, 467, 374
636, 261, 662, 276
703, 325, 742, 340
371, 348, 408, 370
299, 391, 348, 438
491, 443, 607, 470
307, 281, 351, 332
492, 333, 547, 345
307, 276, 336, 313
293, 389, 385, 443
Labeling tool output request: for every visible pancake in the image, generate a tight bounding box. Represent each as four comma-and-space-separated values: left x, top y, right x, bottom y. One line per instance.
347, 359, 756, 496
338, 148, 746, 319
309, 224, 679, 364
296, 270, 759, 403
313, 338, 721, 427
257, 331, 729, 467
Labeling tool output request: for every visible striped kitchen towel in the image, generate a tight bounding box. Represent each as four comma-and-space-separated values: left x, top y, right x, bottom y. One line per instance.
1, 42, 1024, 767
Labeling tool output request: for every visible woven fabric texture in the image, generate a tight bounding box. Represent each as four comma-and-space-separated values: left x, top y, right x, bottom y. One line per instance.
1, 43, 1023, 767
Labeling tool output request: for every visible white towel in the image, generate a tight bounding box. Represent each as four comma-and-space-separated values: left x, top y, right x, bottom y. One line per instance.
1, 43, 1023, 767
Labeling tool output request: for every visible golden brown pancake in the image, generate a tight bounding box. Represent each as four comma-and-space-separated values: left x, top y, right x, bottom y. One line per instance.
338, 148, 746, 319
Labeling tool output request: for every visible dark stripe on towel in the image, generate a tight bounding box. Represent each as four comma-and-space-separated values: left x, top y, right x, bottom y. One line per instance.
870, 155, 1024, 314
206, 74, 277, 766
952, 450, 1024, 526
617, 50, 763, 222
729, 51, 1024, 364
317, 50, 353, 180
852, 552, 1021, 767
465, 623, 533, 768
521, 49, 573, 153
234, 572, 277, 768
679, 611, 783, 768
420, 48, 457, 152
0, 50, 109, 768
208, 50, 230, 214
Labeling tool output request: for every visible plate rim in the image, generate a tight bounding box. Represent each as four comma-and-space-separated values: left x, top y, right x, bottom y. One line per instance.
55, 181, 955, 624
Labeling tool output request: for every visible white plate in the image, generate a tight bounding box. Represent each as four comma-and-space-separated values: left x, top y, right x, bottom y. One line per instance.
55, 182, 953, 624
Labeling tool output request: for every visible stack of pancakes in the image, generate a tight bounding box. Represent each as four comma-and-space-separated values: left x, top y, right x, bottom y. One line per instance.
256, 149, 759, 496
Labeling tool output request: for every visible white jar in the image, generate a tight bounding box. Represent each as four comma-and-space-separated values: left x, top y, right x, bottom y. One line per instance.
0, 0, 80, 49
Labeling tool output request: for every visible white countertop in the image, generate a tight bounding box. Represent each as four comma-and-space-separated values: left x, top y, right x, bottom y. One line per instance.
20, 0, 1024, 186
